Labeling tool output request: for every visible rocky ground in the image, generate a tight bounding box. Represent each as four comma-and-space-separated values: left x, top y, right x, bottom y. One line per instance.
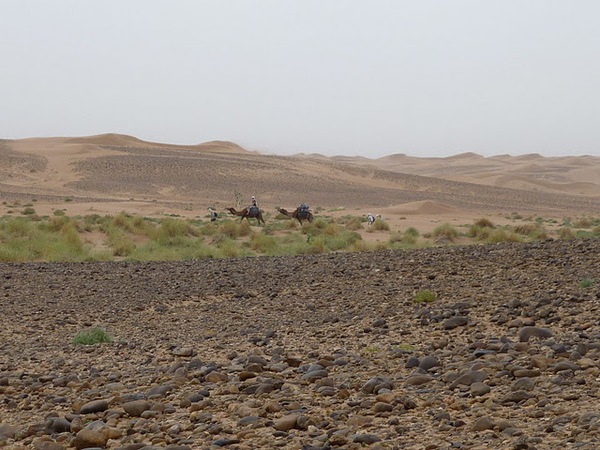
1, 238, 600, 449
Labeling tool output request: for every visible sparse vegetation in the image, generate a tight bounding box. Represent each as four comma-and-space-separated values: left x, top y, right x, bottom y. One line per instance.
0, 212, 598, 262
72, 327, 112, 345
431, 223, 459, 242
414, 290, 437, 303
579, 278, 595, 289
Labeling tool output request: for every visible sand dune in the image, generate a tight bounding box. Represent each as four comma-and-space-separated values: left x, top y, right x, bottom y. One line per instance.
1, 134, 600, 230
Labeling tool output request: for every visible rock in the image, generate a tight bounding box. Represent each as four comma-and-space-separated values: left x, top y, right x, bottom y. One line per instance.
78, 399, 109, 414
405, 374, 433, 386
72, 428, 107, 449
518, 326, 553, 342
362, 376, 393, 394
352, 433, 381, 444
273, 414, 298, 431
473, 416, 496, 431
45, 417, 71, 434
444, 316, 469, 329
470, 382, 491, 396
449, 370, 487, 389
123, 400, 152, 417
147, 384, 173, 397
373, 402, 394, 412
419, 355, 440, 371
0, 423, 17, 441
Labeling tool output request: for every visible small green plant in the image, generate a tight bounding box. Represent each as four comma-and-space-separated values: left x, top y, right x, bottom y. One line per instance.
72, 327, 112, 345
363, 345, 381, 354
414, 290, 437, 303
579, 278, 595, 289
392, 343, 415, 352
21, 207, 36, 215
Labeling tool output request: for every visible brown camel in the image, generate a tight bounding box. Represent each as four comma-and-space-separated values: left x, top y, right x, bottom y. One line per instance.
226, 206, 265, 226
277, 207, 314, 225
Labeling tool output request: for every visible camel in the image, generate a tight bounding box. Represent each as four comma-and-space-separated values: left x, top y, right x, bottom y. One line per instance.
226, 206, 265, 226
277, 206, 314, 225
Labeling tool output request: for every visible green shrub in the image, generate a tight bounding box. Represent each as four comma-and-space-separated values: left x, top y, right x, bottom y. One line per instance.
579, 278, 595, 289
250, 233, 279, 254
573, 217, 594, 229
405, 227, 420, 238
414, 290, 437, 303
513, 223, 548, 240
432, 223, 458, 242
72, 327, 112, 345
371, 218, 390, 231
485, 228, 522, 243
558, 227, 576, 240
344, 217, 363, 230
22, 207, 36, 215
474, 217, 494, 228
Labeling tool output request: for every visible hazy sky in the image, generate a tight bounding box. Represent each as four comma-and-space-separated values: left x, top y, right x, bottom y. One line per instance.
2, 1, 599, 158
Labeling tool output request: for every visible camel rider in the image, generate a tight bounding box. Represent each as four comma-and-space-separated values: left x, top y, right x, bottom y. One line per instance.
251, 196, 258, 207
209, 208, 218, 222
299, 203, 310, 212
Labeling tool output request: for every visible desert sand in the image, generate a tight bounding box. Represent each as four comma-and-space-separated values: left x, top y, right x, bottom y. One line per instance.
1, 135, 600, 449
1, 134, 599, 236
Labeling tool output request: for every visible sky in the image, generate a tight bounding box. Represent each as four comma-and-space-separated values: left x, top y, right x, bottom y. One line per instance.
2, 1, 599, 158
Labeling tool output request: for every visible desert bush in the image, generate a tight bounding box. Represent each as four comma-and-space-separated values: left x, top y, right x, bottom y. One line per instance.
158, 218, 198, 239
21, 207, 36, 215
111, 236, 136, 257
389, 229, 420, 247
344, 217, 364, 231
48, 215, 71, 232
282, 220, 299, 230
72, 327, 112, 345
371, 218, 390, 231
513, 223, 548, 240
351, 240, 388, 252
1, 217, 33, 237
469, 218, 495, 239
432, 223, 458, 242
250, 233, 279, 254
218, 221, 252, 239
558, 227, 576, 240
414, 290, 437, 303
579, 278, 595, 289
301, 219, 328, 235
405, 227, 420, 238
573, 217, 594, 229
485, 228, 522, 244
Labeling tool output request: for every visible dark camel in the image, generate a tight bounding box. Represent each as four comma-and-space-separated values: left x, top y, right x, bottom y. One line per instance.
226, 207, 265, 226
277, 207, 314, 225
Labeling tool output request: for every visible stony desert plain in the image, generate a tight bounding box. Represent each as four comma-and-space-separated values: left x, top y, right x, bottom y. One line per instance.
1, 135, 600, 450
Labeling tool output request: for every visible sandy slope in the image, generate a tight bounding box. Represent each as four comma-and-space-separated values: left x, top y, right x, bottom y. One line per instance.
1, 134, 599, 236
